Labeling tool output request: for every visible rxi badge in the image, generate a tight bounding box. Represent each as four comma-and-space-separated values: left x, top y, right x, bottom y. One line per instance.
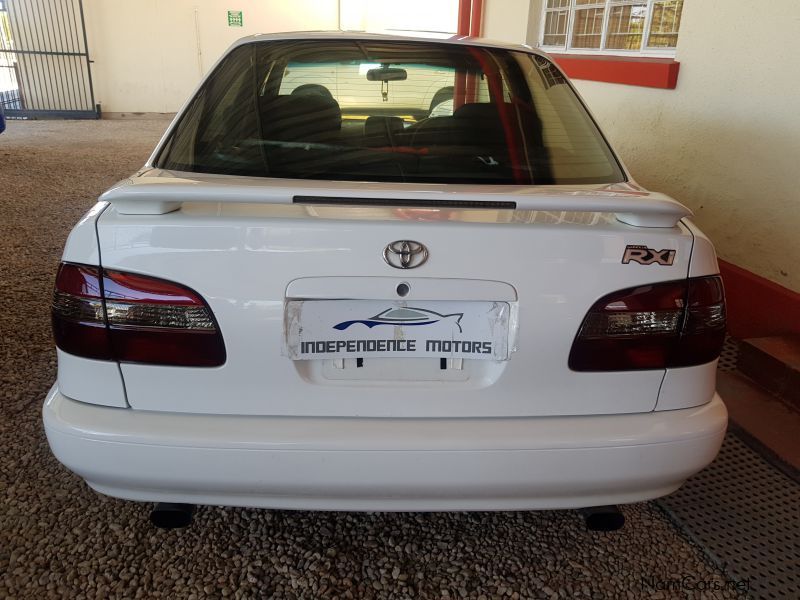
622, 245, 676, 266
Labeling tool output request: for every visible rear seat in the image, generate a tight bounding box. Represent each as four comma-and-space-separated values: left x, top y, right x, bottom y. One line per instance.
259, 94, 342, 143
410, 116, 457, 147
363, 116, 405, 147
452, 103, 507, 147
410, 103, 508, 149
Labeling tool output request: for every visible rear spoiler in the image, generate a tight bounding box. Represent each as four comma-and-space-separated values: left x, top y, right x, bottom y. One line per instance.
100, 174, 692, 228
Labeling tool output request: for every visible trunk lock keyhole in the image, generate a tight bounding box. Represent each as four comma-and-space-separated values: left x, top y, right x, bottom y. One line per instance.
396, 282, 410, 297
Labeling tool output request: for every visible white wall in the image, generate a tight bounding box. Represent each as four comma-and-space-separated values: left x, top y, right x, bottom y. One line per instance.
83, 0, 460, 115
482, 0, 532, 43
84, 0, 339, 114
339, 0, 457, 33
523, 0, 800, 291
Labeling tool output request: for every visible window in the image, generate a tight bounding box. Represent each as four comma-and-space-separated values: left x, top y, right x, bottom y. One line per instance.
156, 40, 625, 185
540, 0, 684, 55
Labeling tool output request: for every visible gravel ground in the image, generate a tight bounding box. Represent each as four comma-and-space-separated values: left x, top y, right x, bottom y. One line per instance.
0, 120, 745, 599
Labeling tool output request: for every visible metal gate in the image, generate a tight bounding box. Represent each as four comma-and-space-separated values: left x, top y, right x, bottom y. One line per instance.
0, 0, 98, 118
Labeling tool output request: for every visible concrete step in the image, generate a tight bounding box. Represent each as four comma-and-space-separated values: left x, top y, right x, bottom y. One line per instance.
717, 371, 800, 471
737, 335, 800, 410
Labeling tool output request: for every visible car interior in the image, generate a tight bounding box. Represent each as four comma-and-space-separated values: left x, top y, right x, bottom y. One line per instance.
159, 41, 622, 185
256, 85, 552, 183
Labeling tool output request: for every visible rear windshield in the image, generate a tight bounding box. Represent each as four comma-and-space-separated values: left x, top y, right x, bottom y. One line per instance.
156, 39, 625, 185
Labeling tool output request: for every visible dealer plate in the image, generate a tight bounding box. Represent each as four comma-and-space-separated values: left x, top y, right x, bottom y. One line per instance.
285, 300, 511, 361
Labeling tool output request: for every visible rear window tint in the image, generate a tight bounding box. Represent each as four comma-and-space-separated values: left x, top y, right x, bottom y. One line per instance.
156, 40, 625, 185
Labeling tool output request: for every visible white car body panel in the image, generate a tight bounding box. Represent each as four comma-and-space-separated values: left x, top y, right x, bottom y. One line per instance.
656, 360, 719, 411
682, 217, 721, 278
61, 201, 107, 264
56, 350, 128, 408
44, 32, 727, 512
44, 386, 727, 511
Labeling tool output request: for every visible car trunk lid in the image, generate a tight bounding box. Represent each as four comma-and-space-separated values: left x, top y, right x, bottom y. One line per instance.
95, 171, 695, 417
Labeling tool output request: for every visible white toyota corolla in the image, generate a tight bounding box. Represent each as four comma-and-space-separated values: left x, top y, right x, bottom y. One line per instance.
43, 32, 727, 530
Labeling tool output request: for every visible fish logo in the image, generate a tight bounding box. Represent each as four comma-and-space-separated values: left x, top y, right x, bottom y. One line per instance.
334, 307, 463, 333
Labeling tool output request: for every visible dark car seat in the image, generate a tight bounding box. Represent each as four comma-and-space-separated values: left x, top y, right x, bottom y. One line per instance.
363, 116, 405, 147
259, 94, 342, 143
410, 103, 509, 149
409, 116, 457, 148
452, 103, 508, 148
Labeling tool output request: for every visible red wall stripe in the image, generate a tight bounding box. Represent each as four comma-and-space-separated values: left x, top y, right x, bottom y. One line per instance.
550, 54, 680, 89
457, 0, 472, 36
455, 0, 483, 108
469, 0, 484, 37
719, 259, 800, 339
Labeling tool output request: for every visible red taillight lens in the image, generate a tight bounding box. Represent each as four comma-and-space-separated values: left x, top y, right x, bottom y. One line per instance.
52, 263, 225, 367
672, 276, 726, 368
569, 276, 726, 371
52, 264, 113, 360
103, 269, 225, 366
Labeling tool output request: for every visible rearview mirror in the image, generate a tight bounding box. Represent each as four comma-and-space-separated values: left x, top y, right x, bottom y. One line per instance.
366, 67, 408, 82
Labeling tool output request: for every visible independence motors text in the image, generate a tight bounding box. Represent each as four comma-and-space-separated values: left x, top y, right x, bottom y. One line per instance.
300, 339, 492, 354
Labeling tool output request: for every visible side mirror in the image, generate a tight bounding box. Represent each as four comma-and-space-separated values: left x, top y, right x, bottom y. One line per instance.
366, 67, 408, 82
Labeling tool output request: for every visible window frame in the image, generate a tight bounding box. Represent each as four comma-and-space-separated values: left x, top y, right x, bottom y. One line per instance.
539, 0, 683, 58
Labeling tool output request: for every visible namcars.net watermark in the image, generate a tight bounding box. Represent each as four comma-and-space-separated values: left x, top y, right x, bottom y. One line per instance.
641, 575, 751, 594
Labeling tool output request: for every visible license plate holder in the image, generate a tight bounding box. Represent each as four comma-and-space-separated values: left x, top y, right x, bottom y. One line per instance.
285, 300, 511, 361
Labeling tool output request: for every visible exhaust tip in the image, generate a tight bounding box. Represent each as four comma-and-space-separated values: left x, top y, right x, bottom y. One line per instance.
150, 503, 195, 529
580, 505, 625, 532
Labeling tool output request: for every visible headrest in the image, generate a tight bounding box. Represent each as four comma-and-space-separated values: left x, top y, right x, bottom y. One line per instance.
450, 103, 510, 146
260, 94, 341, 142
364, 116, 404, 140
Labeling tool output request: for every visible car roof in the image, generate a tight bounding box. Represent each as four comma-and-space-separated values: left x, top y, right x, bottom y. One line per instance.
229, 30, 546, 58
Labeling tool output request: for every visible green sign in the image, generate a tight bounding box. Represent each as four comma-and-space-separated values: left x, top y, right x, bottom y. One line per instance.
227, 10, 243, 27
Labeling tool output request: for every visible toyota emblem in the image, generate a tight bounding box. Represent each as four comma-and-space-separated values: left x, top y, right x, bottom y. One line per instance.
383, 240, 429, 269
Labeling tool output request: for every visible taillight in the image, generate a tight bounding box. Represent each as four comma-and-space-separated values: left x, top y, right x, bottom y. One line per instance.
52, 264, 113, 360
569, 276, 725, 371
52, 263, 225, 366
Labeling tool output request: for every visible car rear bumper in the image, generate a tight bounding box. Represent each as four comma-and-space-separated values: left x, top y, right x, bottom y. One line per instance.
43, 385, 727, 511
